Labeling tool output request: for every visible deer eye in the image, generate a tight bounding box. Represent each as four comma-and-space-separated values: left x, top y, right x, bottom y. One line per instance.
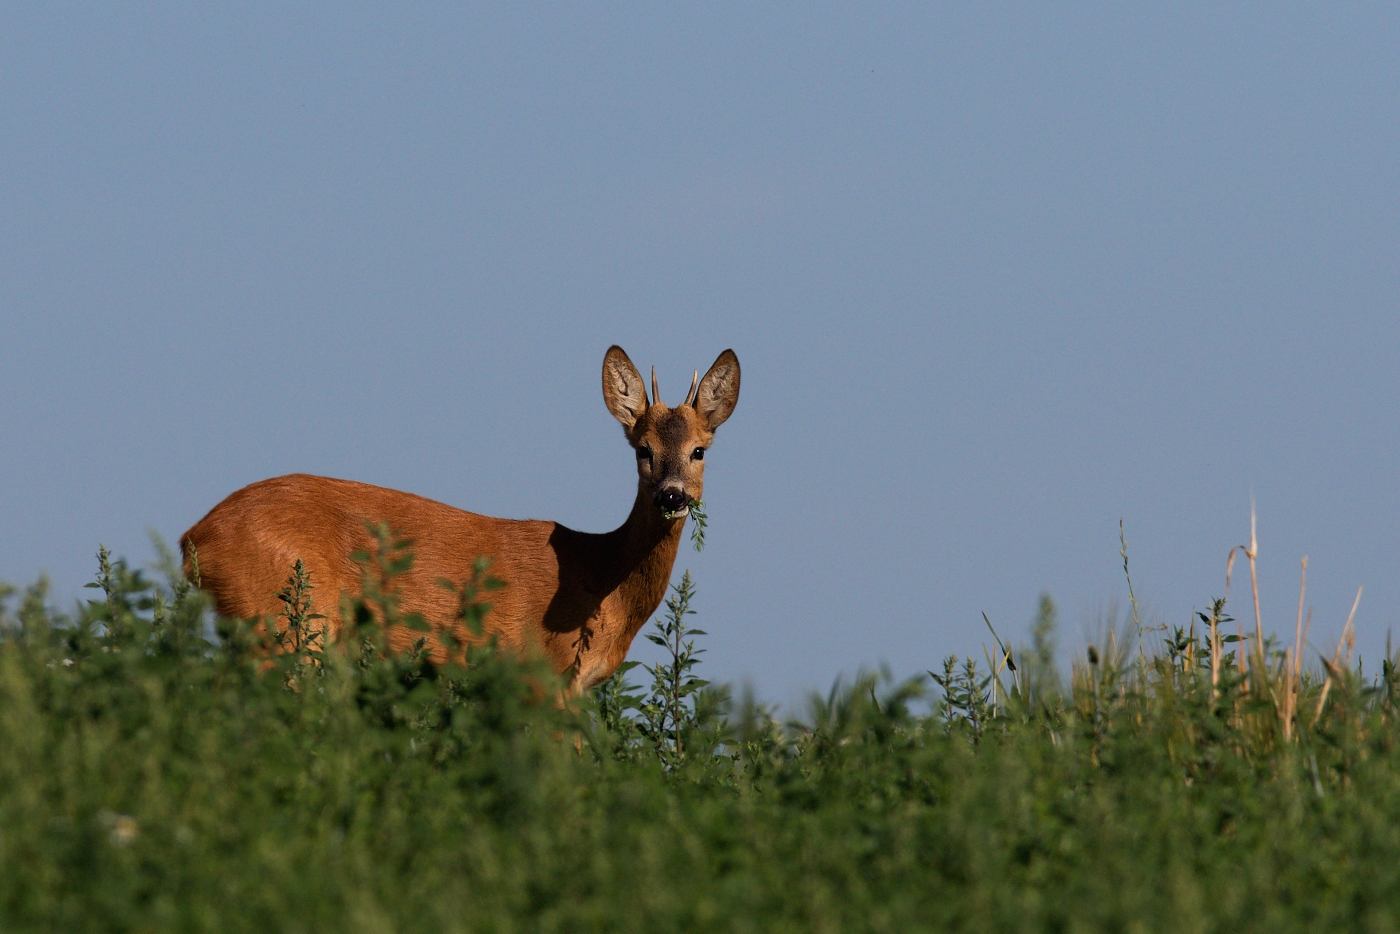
636, 446, 652, 461
691, 447, 705, 461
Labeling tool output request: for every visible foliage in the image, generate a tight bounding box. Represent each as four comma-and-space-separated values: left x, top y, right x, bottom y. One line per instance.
686, 498, 708, 551
5, 537, 1400, 931
590, 570, 729, 769
662, 498, 708, 551
637, 571, 708, 765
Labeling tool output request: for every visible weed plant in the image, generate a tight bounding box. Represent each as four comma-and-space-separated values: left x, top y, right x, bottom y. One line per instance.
4, 527, 1400, 931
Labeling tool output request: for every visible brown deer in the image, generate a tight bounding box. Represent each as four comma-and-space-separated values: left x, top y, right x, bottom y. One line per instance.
180, 346, 740, 692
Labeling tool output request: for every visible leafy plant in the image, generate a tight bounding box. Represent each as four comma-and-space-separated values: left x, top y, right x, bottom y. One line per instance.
269, 558, 326, 688
590, 659, 645, 759
663, 498, 708, 551
930, 654, 993, 737
636, 570, 711, 767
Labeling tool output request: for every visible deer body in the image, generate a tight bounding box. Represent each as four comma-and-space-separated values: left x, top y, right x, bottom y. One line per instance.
181, 347, 739, 692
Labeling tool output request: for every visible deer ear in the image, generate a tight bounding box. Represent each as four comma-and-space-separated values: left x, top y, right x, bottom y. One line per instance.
694, 349, 740, 429
602, 346, 648, 429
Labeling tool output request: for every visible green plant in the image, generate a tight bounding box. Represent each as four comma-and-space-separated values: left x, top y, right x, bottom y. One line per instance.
663, 498, 708, 551
930, 654, 993, 737
636, 570, 711, 767
268, 558, 326, 688
589, 659, 646, 761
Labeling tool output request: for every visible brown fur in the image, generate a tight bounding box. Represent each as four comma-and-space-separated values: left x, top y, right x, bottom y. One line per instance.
181, 346, 739, 694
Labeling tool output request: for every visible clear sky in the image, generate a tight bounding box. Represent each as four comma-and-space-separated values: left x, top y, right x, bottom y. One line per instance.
3, 6, 1397, 707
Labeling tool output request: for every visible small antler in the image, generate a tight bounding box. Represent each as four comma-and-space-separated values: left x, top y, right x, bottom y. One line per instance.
651, 366, 660, 407
685, 369, 699, 407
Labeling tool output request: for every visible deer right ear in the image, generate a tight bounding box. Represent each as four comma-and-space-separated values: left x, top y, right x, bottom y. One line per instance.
602, 345, 648, 429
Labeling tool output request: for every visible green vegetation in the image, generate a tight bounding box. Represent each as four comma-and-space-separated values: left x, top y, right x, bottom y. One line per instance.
662, 498, 707, 551
3, 527, 1400, 932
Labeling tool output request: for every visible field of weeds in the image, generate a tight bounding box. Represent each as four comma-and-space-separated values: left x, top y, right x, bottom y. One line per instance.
3, 524, 1400, 933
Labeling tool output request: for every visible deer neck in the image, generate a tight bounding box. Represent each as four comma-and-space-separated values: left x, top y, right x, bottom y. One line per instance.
602, 487, 686, 635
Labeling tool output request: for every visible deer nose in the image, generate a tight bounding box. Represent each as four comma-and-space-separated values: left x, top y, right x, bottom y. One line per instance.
654, 487, 688, 512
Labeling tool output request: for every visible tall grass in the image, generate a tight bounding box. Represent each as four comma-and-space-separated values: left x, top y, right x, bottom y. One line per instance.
2, 522, 1400, 931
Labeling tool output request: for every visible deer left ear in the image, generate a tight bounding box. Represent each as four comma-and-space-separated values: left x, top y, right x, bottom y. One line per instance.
694, 349, 740, 430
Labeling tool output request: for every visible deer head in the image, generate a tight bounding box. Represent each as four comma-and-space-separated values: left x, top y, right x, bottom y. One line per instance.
602, 346, 741, 519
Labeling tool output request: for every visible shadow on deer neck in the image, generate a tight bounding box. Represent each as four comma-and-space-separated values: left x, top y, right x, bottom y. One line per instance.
539, 486, 686, 639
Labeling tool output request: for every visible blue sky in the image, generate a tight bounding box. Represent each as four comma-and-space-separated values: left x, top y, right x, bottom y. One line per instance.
3, 5, 1397, 706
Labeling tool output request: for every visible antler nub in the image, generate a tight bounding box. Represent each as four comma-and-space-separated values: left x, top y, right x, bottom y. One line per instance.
651, 366, 660, 407
685, 369, 699, 407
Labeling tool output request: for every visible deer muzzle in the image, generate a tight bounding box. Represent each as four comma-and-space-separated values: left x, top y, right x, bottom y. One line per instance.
653, 486, 689, 514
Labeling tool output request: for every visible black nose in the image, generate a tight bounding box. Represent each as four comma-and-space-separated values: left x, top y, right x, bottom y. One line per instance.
654, 487, 688, 512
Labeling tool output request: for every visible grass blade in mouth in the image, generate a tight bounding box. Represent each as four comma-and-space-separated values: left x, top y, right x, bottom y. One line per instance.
662, 499, 707, 551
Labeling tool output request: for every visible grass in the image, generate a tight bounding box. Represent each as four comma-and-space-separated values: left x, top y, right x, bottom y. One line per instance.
2, 519, 1400, 931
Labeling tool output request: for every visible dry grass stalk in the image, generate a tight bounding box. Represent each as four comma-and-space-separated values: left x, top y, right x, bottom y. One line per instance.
1288, 559, 1306, 738
1312, 586, 1362, 727
1299, 608, 1311, 683
1226, 546, 1248, 677
1248, 501, 1264, 677
1287, 608, 1312, 741
1344, 594, 1358, 666
1280, 649, 1292, 741
1279, 557, 1310, 742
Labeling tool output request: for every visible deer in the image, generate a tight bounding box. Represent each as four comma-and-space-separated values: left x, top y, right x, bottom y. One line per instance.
180, 346, 740, 693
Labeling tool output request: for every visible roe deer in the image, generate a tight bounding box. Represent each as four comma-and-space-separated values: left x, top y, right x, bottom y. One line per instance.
181, 346, 740, 692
